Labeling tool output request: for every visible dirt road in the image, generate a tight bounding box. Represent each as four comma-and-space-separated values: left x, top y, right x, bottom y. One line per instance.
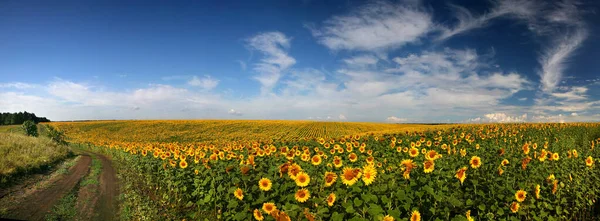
0, 150, 119, 221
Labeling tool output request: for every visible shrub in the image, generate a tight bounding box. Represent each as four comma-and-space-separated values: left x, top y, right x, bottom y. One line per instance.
22, 120, 38, 137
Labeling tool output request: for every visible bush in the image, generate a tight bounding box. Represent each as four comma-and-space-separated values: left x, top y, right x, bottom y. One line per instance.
44, 125, 68, 145
22, 120, 38, 137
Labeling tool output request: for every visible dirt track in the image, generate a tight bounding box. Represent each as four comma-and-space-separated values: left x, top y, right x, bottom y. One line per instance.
3, 155, 92, 220
1, 151, 119, 221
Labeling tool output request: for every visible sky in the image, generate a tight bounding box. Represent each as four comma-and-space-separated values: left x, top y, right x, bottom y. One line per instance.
1, 0, 599, 123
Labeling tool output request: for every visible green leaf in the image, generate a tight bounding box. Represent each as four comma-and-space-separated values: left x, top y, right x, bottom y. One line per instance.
367, 204, 384, 217
332, 212, 345, 221
478, 204, 486, 211
346, 205, 356, 214
354, 198, 363, 207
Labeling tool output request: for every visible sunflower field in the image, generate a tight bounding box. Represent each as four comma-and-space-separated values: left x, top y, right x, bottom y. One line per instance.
55, 122, 600, 221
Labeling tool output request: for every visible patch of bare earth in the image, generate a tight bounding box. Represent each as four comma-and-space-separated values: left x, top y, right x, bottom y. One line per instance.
1, 155, 92, 220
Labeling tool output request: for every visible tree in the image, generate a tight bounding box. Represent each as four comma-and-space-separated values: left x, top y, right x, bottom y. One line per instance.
22, 120, 38, 137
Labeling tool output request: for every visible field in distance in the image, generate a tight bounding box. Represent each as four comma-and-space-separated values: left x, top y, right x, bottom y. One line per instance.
48, 120, 452, 144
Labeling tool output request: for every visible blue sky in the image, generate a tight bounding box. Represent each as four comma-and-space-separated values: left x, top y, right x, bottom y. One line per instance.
1, 0, 599, 122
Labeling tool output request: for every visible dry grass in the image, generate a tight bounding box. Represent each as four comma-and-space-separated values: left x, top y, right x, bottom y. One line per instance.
0, 133, 71, 185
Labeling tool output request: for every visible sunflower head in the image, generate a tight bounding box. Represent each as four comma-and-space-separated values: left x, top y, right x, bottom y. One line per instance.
324, 171, 337, 187
234, 188, 244, 200
515, 190, 527, 202
311, 155, 322, 166
295, 188, 310, 203
510, 202, 520, 213
586, 156, 594, 167
410, 210, 421, 221
295, 172, 311, 187
361, 164, 377, 186
341, 167, 360, 186
288, 163, 302, 179
262, 202, 276, 215
409, 147, 419, 157
423, 160, 435, 173
501, 159, 509, 166
455, 167, 467, 185
426, 150, 439, 161
258, 178, 272, 191
326, 193, 336, 207
253, 209, 264, 221
534, 184, 541, 199
383, 215, 395, 221
349, 153, 358, 162
470, 156, 482, 169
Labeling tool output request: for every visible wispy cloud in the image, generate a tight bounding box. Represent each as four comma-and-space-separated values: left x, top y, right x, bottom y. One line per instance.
247, 32, 296, 94
538, 28, 587, 93
0, 82, 37, 89
309, 0, 433, 52
188, 75, 219, 91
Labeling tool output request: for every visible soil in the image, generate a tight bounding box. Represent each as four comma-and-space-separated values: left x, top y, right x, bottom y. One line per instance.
2, 155, 91, 220
93, 153, 119, 221
0, 151, 120, 221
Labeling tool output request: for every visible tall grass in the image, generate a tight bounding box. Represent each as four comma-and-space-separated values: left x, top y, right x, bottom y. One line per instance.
0, 133, 71, 186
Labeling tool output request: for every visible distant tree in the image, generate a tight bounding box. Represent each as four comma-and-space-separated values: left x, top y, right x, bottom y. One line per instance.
0, 112, 51, 125
22, 120, 38, 137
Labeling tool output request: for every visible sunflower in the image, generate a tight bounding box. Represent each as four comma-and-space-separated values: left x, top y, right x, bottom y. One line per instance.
586, 156, 594, 167
572, 149, 578, 158
460, 149, 467, 157
258, 178, 272, 191
423, 160, 435, 173
551, 153, 559, 161
324, 172, 337, 187
470, 156, 482, 169
552, 180, 558, 194
179, 160, 188, 169
262, 202, 276, 215
288, 163, 302, 179
498, 166, 504, 176
333, 157, 343, 168
310, 155, 322, 166
534, 184, 540, 199
253, 209, 264, 221
295, 188, 310, 203
409, 147, 419, 158
547, 174, 555, 183
341, 167, 360, 186
326, 193, 336, 207
383, 215, 395, 221
294, 172, 310, 187
401, 159, 417, 180
510, 202, 520, 213
410, 210, 421, 221
466, 210, 474, 221
515, 190, 526, 202
234, 188, 244, 200
522, 143, 530, 155
501, 159, 509, 166
455, 167, 467, 185
362, 164, 377, 186
425, 150, 439, 161
349, 153, 358, 162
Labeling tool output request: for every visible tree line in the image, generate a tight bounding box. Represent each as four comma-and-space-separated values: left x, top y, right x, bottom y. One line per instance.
0, 111, 50, 125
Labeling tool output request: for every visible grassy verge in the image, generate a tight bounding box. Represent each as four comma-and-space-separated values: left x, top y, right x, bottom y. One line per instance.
81, 155, 102, 187
0, 133, 72, 187
45, 192, 78, 221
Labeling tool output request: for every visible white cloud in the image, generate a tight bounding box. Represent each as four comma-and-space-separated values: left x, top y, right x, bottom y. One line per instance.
437, 0, 539, 40
386, 116, 407, 123
0, 82, 36, 89
483, 113, 528, 122
538, 29, 587, 93
550, 86, 587, 101
343, 55, 379, 67
228, 109, 242, 116
338, 114, 347, 120
310, 1, 432, 51
247, 32, 296, 94
188, 75, 219, 90
518, 97, 528, 101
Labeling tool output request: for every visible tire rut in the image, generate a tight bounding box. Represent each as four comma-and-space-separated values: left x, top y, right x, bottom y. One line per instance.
3, 154, 92, 221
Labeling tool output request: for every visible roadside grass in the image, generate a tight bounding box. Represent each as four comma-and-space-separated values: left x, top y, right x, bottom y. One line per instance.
45, 192, 78, 221
0, 133, 71, 187
80, 155, 102, 187
0, 125, 22, 133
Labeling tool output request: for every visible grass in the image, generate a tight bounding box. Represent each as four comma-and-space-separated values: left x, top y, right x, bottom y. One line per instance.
80, 155, 102, 187
0, 125, 22, 133
45, 192, 78, 221
0, 132, 71, 186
